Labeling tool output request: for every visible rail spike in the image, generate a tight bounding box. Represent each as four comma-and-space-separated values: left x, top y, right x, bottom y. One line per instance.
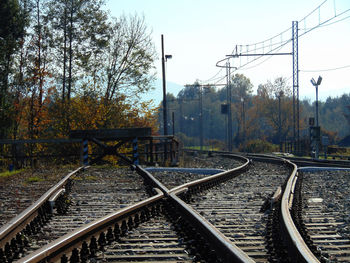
89, 236, 98, 257
106, 227, 114, 243
80, 241, 89, 263
113, 223, 120, 241
60, 254, 68, 263
69, 248, 79, 263
98, 232, 106, 251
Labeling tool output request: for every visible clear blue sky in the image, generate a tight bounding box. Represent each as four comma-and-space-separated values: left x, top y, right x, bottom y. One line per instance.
106, 0, 350, 104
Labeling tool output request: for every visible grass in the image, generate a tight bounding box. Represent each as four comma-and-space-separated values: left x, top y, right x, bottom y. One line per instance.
26, 176, 45, 183
0, 169, 25, 178
85, 175, 98, 180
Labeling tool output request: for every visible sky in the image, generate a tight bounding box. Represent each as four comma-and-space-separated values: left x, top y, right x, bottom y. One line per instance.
106, 0, 350, 105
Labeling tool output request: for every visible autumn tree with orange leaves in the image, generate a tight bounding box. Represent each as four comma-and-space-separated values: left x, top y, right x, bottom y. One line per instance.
1, 0, 158, 143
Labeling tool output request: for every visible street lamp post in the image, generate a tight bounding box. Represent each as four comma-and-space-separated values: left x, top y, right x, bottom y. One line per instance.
161, 34, 172, 136
311, 76, 322, 158
241, 97, 245, 152
277, 91, 284, 152
161, 35, 172, 163
226, 62, 232, 152
199, 85, 203, 151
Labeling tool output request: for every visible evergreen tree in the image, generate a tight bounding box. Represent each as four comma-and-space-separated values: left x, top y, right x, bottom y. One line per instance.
0, 0, 27, 138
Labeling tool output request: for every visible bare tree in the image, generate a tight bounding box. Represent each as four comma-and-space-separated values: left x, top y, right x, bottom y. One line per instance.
103, 14, 156, 102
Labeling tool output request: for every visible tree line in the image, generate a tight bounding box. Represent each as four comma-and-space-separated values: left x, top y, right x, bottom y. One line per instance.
160, 74, 350, 150
0, 0, 158, 143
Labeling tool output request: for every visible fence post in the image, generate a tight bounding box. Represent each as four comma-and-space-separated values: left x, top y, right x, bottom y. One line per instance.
170, 138, 174, 164
149, 138, 154, 165
133, 137, 139, 165
82, 139, 89, 166
155, 143, 159, 163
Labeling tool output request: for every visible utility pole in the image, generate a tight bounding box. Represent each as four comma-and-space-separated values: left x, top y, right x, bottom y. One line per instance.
292, 21, 299, 154
226, 62, 232, 152
278, 91, 283, 152
241, 98, 245, 152
161, 34, 167, 136
311, 76, 322, 159
161, 35, 172, 162
209, 109, 213, 151
199, 85, 203, 151
172, 112, 175, 136
222, 21, 299, 154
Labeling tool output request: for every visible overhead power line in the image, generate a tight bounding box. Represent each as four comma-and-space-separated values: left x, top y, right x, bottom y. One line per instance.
216, 0, 350, 71
301, 64, 350, 72
200, 0, 349, 87
198, 68, 225, 84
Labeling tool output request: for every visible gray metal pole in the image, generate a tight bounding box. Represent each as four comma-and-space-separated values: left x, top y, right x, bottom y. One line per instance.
161, 35, 167, 136
172, 111, 175, 136
315, 85, 319, 127
227, 62, 232, 152
242, 98, 245, 152
199, 86, 203, 151
278, 95, 282, 152
315, 85, 319, 159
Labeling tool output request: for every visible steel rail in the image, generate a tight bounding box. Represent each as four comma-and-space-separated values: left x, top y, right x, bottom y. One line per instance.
135, 165, 170, 194
169, 154, 249, 194
169, 192, 255, 263
135, 153, 253, 262
247, 153, 320, 262
145, 167, 225, 175
18, 189, 164, 263
285, 156, 350, 168
166, 153, 253, 263
9, 153, 255, 263
18, 154, 252, 263
0, 166, 86, 249
186, 150, 333, 262
281, 158, 320, 263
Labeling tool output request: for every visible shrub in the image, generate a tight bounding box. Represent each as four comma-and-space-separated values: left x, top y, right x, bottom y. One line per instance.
242, 139, 278, 153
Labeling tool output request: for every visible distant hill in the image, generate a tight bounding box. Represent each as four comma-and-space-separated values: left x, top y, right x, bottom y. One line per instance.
141, 79, 185, 106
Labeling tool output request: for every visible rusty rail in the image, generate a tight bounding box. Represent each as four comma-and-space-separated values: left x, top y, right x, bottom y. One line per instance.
280, 159, 320, 263
0, 166, 85, 250
16, 153, 253, 263
18, 189, 164, 263
166, 154, 253, 263
170, 154, 249, 194
168, 191, 254, 263
247, 153, 320, 263
3, 152, 279, 263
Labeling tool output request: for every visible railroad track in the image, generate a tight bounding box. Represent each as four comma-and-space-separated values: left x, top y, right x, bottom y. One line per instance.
284, 157, 350, 168
185, 160, 290, 262
93, 213, 196, 262
23, 167, 151, 256
0, 166, 153, 261
293, 167, 350, 262
0, 152, 323, 262
0, 167, 75, 228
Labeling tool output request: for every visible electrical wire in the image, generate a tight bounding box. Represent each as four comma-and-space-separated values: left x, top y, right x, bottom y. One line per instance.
213, 74, 228, 86
300, 64, 350, 72
230, 26, 292, 55
218, 0, 349, 72
300, 14, 350, 30
199, 68, 225, 84
238, 41, 291, 71
299, 8, 350, 38
299, 0, 328, 22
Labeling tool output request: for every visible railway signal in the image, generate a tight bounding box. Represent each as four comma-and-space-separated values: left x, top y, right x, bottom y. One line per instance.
310, 76, 322, 159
